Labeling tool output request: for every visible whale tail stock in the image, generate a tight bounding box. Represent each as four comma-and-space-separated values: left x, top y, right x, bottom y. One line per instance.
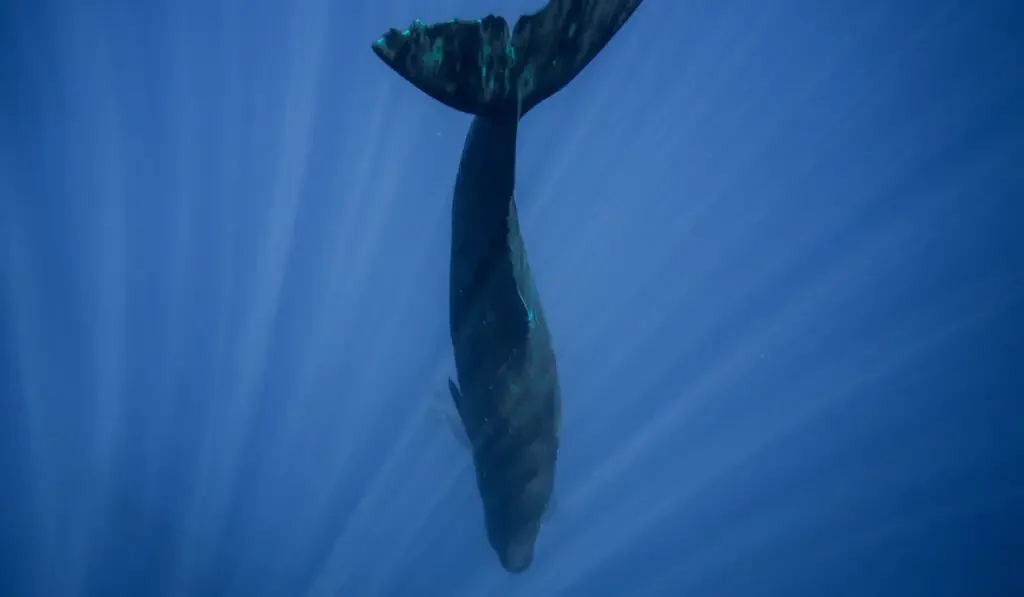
370, 0, 643, 118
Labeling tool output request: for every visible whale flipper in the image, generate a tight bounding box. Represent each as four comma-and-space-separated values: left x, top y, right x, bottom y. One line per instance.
448, 377, 466, 419
425, 381, 473, 450
371, 0, 643, 117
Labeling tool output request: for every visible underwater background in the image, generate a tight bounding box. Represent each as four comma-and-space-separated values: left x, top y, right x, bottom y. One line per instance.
1, 0, 1022, 595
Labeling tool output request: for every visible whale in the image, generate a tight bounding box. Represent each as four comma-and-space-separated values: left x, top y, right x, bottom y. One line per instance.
371, 0, 643, 573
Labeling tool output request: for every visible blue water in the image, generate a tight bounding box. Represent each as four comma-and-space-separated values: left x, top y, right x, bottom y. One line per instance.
1, 1, 1022, 596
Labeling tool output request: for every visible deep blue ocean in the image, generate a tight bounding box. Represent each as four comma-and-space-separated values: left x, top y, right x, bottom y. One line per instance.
1, 1, 1022, 596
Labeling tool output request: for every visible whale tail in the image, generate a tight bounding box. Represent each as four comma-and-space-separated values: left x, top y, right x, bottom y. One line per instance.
370, 0, 643, 118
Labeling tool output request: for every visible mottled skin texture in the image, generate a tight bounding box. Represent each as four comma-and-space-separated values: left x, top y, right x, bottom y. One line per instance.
370, 0, 643, 573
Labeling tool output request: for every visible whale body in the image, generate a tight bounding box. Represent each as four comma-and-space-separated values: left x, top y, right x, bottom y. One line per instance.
371, 0, 643, 573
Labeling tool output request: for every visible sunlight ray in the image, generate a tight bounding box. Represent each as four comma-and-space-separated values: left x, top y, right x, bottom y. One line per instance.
301, 402, 436, 597
144, 0, 200, 507
523, 290, 1011, 595
45, 10, 130, 596
2, 2, 1020, 595
0, 181, 58, 594
174, 0, 331, 592
268, 80, 396, 460
167, 0, 250, 591
560, 159, 980, 518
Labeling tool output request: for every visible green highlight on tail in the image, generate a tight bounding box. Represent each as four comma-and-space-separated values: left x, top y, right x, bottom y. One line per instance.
370, 0, 644, 118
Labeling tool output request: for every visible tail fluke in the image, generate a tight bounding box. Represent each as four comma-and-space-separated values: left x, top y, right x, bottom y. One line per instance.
511, 0, 644, 114
371, 0, 643, 117
371, 16, 518, 116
